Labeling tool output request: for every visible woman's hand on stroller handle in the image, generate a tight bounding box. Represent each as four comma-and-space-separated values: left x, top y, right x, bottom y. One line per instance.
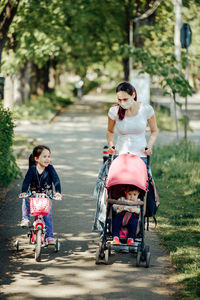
144, 146, 152, 156
108, 145, 116, 155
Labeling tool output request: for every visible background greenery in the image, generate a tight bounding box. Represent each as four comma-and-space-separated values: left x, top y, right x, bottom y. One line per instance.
0, 104, 21, 187
152, 141, 200, 300
13, 92, 72, 121
1, 0, 200, 99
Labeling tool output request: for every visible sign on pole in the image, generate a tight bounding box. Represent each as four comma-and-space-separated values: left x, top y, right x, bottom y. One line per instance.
180, 23, 192, 141
180, 23, 192, 49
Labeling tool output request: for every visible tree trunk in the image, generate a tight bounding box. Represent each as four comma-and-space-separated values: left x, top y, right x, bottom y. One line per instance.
23, 61, 32, 101
174, 0, 182, 69
172, 0, 182, 124
123, 0, 133, 81
36, 66, 44, 96
33, 62, 50, 95
48, 58, 57, 90
4, 75, 14, 110
30, 63, 38, 95
122, 57, 129, 81
13, 71, 23, 105
0, 0, 20, 71
44, 60, 50, 93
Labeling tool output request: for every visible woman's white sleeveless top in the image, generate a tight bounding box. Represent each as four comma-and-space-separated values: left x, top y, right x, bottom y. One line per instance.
108, 102, 154, 157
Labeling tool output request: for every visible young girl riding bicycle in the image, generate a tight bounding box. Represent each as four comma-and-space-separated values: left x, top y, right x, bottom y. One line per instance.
19, 145, 62, 245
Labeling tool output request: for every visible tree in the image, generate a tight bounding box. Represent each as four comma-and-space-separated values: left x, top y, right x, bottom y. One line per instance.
173, 0, 182, 139
0, 0, 20, 71
1, 0, 200, 109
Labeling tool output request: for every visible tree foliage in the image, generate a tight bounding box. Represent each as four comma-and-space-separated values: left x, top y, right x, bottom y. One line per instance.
0, 0, 20, 70
0, 104, 21, 186
120, 45, 193, 98
1, 0, 200, 87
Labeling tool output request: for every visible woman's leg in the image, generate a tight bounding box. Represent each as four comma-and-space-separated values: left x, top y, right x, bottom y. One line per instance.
127, 214, 139, 239
141, 157, 152, 177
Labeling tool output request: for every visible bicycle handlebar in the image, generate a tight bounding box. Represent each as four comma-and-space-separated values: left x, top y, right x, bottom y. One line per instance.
18, 192, 62, 201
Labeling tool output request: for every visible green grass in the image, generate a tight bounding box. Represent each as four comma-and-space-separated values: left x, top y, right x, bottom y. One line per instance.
153, 104, 191, 132
152, 141, 200, 299
13, 135, 35, 156
13, 135, 29, 146
12, 92, 72, 121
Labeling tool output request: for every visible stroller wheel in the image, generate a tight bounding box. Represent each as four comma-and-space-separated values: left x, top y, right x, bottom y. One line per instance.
104, 249, 109, 265
96, 247, 100, 264
145, 251, 151, 268
54, 239, 60, 253
108, 243, 111, 256
136, 250, 141, 267
14, 240, 20, 252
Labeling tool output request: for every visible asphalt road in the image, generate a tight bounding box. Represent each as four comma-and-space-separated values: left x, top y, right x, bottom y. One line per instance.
0, 104, 180, 300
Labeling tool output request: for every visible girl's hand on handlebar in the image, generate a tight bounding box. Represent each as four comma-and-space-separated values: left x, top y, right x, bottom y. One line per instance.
18, 192, 29, 199
53, 192, 62, 200
107, 146, 116, 155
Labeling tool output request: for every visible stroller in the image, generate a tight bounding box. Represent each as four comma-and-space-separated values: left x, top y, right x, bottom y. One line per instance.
95, 153, 151, 267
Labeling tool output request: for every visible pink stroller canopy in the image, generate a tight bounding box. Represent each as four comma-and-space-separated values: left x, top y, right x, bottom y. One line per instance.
106, 154, 148, 192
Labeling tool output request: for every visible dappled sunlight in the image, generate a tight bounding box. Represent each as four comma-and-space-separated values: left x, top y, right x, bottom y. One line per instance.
60, 232, 97, 242
156, 256, 171, 264
75, 170, 98, 178
4, 230, 175, 299
2, 107, 180, 299
77, 156, 92, 161
52, 164, 73, 170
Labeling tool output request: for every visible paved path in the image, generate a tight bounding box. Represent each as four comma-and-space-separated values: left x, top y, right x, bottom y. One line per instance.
0, 100, 192, 300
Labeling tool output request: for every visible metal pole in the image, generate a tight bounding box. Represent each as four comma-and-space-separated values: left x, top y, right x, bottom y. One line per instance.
173, 92, 179, 141
129, 19, 133, 80
184, 47, 189, 140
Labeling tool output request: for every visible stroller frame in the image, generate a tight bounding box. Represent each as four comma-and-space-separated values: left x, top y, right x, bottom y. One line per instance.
95, 154, 151, 267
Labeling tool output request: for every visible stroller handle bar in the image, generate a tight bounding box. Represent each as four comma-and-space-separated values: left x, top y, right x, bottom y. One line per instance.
108, 199, 144, 206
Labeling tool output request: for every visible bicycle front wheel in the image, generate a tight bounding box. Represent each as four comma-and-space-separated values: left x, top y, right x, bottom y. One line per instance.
35, 227, 42, 262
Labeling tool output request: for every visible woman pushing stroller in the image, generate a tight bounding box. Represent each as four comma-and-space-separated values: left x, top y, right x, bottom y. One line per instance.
107, 81, 158, 240
107, 81, 158, 160
93, 81, 158, 232
94, 82, 159, 265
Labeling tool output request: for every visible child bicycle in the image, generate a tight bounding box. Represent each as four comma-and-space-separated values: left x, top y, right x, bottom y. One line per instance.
15, 191, 61, 262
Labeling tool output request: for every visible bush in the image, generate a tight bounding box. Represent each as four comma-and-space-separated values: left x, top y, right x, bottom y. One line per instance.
0, 104, 21, 187
13, 93, 72, 121
83, 79, 100, 95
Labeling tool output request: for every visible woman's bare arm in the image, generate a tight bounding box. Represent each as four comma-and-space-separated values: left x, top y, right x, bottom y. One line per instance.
106, 117, 116, 154
144, 114, 158, 156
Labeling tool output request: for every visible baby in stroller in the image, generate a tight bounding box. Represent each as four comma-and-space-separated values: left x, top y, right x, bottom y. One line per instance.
112, 186, 140, 246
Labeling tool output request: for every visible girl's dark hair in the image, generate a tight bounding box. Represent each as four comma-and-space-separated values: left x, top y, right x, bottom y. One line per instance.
29, 145, 51, 167
116, 82, 137, 120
